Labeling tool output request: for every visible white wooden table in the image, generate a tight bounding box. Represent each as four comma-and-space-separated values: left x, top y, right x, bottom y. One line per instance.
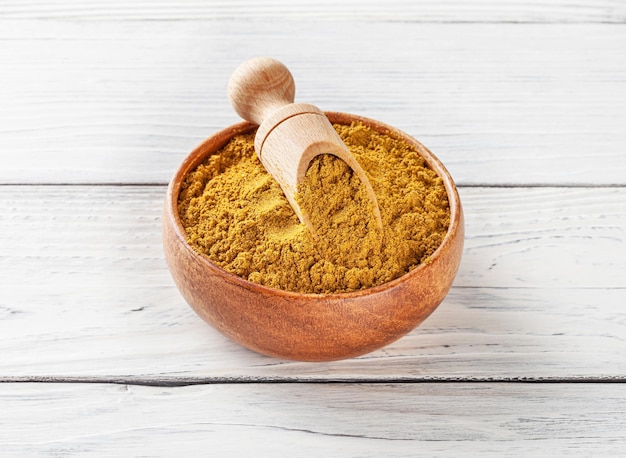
1, 1, 625, 456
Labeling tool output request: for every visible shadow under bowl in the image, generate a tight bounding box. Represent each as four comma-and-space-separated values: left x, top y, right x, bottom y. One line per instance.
163, 112, 464, 361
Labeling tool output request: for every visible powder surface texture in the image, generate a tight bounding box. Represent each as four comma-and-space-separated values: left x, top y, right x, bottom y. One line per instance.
178, 122, 450, 294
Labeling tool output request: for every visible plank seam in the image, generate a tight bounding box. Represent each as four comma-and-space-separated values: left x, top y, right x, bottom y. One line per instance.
2, 376, 625, 387
0, 18, 624, 25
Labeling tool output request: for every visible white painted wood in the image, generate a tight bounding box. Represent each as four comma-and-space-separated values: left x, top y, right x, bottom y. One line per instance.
1, 382, 625, 456
1, 21, 625, 185
2, 2, 626, 451
0, 0, 624, 23
2, 286, 624, 381
1, 186, 624, 379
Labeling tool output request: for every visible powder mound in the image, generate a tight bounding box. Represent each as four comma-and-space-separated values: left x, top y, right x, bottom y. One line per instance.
178, 122, 450, 294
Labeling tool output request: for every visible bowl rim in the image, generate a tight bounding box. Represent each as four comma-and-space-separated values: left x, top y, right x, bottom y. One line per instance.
165, 111, 462, 299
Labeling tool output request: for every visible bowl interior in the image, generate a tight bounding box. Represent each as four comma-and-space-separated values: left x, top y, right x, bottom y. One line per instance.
168, 113, 461, 298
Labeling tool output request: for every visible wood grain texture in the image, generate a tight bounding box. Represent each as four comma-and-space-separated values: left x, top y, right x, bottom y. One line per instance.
1, 186, 624, 379
1, 21, 625, 185
0, 0, 624, 23
1, 382, 625, 456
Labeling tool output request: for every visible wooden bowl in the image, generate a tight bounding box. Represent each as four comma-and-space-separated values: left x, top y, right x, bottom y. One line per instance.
163, 112, 464, 361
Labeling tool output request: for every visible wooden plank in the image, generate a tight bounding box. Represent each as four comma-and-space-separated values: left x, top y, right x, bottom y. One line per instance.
0, 185, 624, 379
1, 382, 625, 456
0, 0, 624, 23
1, 21, 625, 185
2, 286, 624, 381
458, 186, 626, 288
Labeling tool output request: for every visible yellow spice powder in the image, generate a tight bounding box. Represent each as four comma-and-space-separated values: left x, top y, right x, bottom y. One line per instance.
178, 122, 450, 294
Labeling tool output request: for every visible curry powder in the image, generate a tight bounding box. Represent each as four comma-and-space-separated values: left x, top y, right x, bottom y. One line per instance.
178, 122, 450, 294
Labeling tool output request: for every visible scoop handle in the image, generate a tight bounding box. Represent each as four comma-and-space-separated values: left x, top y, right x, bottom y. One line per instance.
228, 57, 295, 126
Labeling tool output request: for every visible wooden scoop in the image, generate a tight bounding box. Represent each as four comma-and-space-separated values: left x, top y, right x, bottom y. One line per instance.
227, 57, 382, 232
